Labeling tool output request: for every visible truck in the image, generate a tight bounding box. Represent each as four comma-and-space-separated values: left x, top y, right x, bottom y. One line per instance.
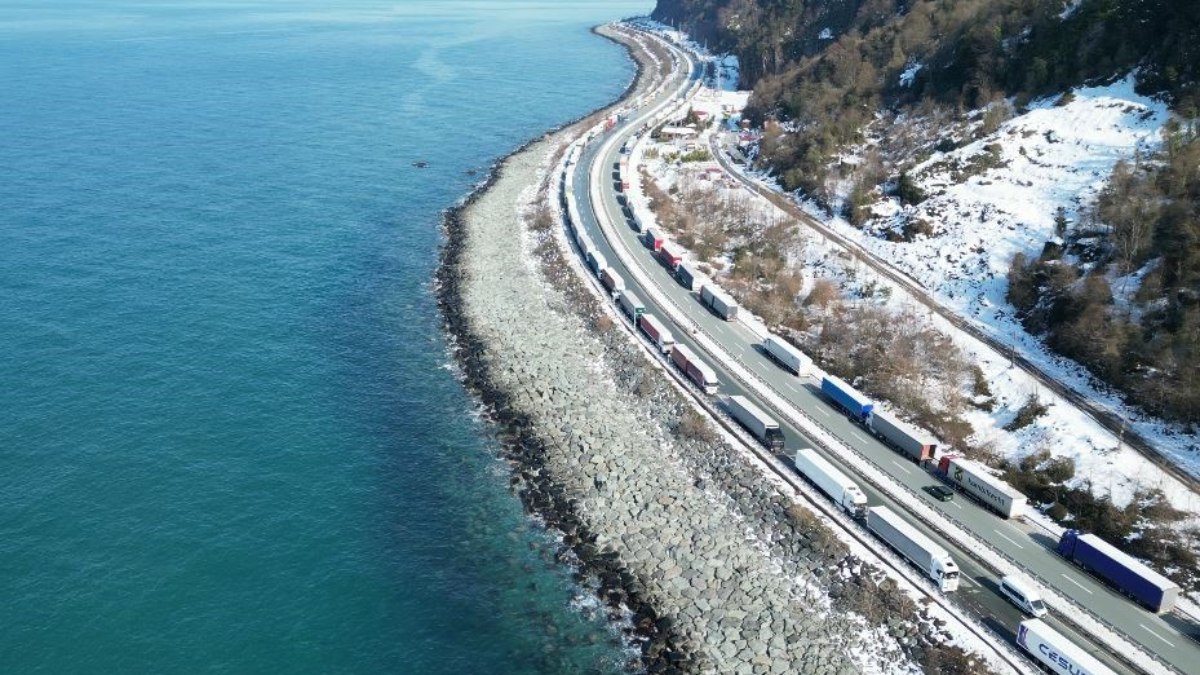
700, 284, 738, 320
658, 241, 684, 270
644, 228, 664, 251
936, 456, 1026, 518
821, 376, 873, 423
871, 410, 936, 462
586, 250, 606, 276
866, 506, 960, 592
792, 448, 867, 517
763, 335, 811, 376
670, 344, 719, 394
600, 268, 624, 295
637, 314, 675, 354
1056, 530, 1179, 613
1016, 619, 1117, 675
675, 261, 702, 291
617, 290, 645, 321
725, 395, 785, 451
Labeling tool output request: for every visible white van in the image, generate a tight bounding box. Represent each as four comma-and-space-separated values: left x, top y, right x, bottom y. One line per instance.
999, 575, 1047, 617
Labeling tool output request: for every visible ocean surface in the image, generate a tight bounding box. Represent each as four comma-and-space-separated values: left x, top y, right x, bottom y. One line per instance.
0, 1, 645, 671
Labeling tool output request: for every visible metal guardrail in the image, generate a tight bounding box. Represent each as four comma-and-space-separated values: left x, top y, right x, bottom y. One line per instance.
552, 33, 1037, 675
703, 140, 1183, 675
582, 25, 1179, 675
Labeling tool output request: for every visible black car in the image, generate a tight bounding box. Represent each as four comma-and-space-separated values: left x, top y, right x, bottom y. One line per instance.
927, 485, 955, 502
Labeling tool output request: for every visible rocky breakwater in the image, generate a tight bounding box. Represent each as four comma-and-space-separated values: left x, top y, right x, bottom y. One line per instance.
439, 24, 992, 675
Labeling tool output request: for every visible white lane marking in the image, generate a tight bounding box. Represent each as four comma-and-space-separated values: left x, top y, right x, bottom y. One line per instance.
889, 460, 911, 475
948, 501, 962, 509
816, 408, 830, 417
850, 431, 868, 443
1060, 573, 1093, 594
959, 576, 976, 588
1140, 624, 1176, 647
993, 530, 1025, 550
785, 382, 801, 394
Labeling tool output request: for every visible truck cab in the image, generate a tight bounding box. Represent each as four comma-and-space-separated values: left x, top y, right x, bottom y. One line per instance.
935, 559, 960, 592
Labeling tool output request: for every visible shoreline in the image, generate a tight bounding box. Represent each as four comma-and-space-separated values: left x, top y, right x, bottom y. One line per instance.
436, 24, 685, 671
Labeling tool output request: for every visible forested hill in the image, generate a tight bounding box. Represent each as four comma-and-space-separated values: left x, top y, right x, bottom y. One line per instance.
651, 0, 1199, 122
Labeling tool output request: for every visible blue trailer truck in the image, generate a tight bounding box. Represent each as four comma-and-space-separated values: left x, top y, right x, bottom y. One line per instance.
821, 376, 874, 424
1056, 530, 1179, 613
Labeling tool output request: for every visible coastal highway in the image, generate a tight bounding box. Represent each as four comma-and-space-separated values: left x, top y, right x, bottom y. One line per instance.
567, 24, 1199, 675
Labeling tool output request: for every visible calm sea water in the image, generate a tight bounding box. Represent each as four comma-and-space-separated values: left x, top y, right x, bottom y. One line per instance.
0, 1, 645, 671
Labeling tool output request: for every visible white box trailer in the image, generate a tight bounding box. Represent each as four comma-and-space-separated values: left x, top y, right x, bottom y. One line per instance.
700, 284, 738, 320
637, 314, 675, 353
763, 335, 811, 376
1016, 619, 1117, 675
792, 448, 867, 517
937, 456, 1027, 519
865, 506, 960, 592
725, 395, 784, 451
587, 250, 606, 276
871, 410, 936, 461
618, 290, 645, 320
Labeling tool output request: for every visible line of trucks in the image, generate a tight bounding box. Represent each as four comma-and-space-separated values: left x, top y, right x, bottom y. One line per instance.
563, 114, 1180, 631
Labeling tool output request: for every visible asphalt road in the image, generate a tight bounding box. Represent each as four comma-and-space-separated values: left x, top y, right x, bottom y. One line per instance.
567, 27, 1199, 675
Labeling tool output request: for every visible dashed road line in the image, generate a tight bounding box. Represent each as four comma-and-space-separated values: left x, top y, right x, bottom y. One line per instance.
1060, 573, 1093, 594
1140, 624, 1175, 648
994, 530, 1025, 550
850, 431, 868, 443
889, 460, 911, 475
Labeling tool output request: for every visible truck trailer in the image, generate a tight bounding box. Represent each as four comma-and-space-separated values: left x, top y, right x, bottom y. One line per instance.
586, 250, 606, 276
792, 448, 867, 517
659, 241, 685, 270
1016, 619, 1117, 675
670, 344, 719, 394
865, 506, 959, 592
1056, 530, 1179, 613
700, 284, 738, 321
725, 395, 785, 451
644, 228, 664, 251
637, 314, 675, 354
821, 376, 873, 423
936, 456, 1026, 518
676, 262, 702, 291
870, 410, 936, 461
600, 268, 625, 295
618, 290, 645, 320
763, 335, 811, 376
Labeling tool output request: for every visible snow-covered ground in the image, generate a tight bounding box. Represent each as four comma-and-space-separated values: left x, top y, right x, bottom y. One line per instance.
630, 67, 1200, 522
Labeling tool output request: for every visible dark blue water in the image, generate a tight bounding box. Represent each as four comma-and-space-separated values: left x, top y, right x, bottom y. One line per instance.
0, 1, 643, 671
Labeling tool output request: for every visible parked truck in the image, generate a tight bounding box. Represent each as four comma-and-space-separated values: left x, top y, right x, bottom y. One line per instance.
600, 268, 624, 295
637, 314, 675, 354
792, 448, 867, 517
618, 290, 645, 321
644, 228, 664, 251
725, 395, 785, 451
821, 376, 873, 423
700, 284, 738, 320
675, 261, 702, 291
670, 344, 719, 394
1056, 530, 1179, 613
586, 250, 606, 276
763, 335, 811, 376
866, 506, 960, 592
871, 410, 936, 462
1016, 619, 1117, 675
936, 455, 1026, 518
659, 241, 684, 270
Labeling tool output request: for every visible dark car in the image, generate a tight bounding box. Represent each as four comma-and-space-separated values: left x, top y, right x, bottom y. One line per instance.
927, 485, 955, 502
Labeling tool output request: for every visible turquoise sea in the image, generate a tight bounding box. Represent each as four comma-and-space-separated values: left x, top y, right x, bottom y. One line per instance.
0, 1, 645, 671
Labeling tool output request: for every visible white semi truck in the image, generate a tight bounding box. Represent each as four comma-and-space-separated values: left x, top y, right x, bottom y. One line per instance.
792, 448, 867, 517
866, 506, 960, 592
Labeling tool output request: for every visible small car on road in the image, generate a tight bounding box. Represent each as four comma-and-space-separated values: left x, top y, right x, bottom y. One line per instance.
927, 485, 955, 502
